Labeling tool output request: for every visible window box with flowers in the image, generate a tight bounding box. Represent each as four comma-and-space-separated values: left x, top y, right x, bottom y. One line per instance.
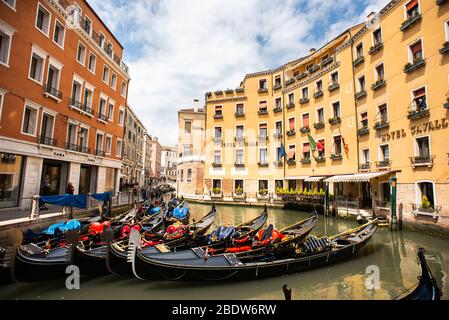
225, 89, 234, 94
328, 117, 341, 125
314, 122, 325, 129
286, 129, 296, 136
440, 42, 449, 55
314, 155, 326, 162
215, 90, 223, 95
286, 102, 295, 109
355, 90, 367, 100
374, 120, 389, 130
371, 79, 386, 91
235, 87, 245, 93
368, 42, 383, 55
300, 126, 310, 133
258, 189, 268, 196
400, 12, 421, 32
313, 90, 323, 99
404, 58, 425, 73
296, 72, 308, 81
353, 56, 365, 67
328, 83, 340, 92
299, 97, 309, 104
330, 153, 342, 160
285, 78, 295, 86
358, 126, 370, 136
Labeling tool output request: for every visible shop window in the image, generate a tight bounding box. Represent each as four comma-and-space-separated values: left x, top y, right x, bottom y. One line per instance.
0, 153, 23, 208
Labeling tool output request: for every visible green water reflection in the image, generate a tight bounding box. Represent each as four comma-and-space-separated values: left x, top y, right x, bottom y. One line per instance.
0, 202, 448, 300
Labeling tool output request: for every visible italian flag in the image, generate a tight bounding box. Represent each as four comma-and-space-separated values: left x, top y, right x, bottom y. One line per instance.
308, 134, 324, 151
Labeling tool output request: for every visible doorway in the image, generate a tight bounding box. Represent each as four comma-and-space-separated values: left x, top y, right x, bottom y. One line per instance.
361, 181, 372, 209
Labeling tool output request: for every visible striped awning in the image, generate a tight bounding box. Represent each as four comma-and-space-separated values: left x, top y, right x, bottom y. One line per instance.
324, 171, 392, 183
304, 176, 324, 182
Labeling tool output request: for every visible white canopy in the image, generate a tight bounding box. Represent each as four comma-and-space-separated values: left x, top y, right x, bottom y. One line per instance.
304, 176, 324, 182
324, 171, 392, 183
285, 176, 309, 180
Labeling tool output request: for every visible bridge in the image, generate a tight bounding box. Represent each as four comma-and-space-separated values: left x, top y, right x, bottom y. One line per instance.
155, 181, 177, 190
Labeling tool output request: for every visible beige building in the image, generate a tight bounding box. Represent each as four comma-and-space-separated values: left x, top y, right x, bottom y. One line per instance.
144, 133, 152, 187
161, 145, 178, 183
203, 0, 449, 230
122, 105, 145, 186
149, 136, 162, 184
177, 99, 206, 198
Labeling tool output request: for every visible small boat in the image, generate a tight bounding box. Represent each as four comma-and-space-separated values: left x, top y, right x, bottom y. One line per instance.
107, 206, 268, 275
164, 196, 190, 225
396, 248, 441, 300
131, 219, 377, 281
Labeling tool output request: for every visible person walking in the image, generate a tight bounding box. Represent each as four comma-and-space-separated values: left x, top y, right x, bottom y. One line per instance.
66, 182, 75, 195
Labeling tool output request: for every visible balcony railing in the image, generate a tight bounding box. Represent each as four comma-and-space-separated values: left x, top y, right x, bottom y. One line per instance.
374, 120, 389, 130
234, 162, 245, 168
273, 106, 283, 113
407, 106, 429, 120
328, 82, 340, 92
330, 153, 343, 160
358, 126, 370, 136
214, 90, 223, 95
371, 79, 386, 90
400, 13, 422, 32
65, 142, 79, 152
299, 126, 310, 133
258, 162, 269, 167
213, 114, 223, 119
287, 159, 296, 165
321, 56, 333, 67
314, 122, 325, 129
98, 113, 108, 122
285, 78, 295, 86
38, 135, 57, 147
328, 117, 341, 125
213, 137, 222, 144
258, 109, 268, 115
308, 65, 319, 73
69, 98, 94, 116
79, 145, 90, 154
359, 162, 371, 171
225, 89, 234, 94
234, 136, 245, 144
258, 88, 268, 94
273, 84, 282, 90
273, 160, 283, 167
404, 59, 425, 73
295, 72, 307, 81
235, 111, 245, 117
299, 97, 309, 104
96, 149, 105, 157
44, 83, 62, 100
410, 155, 435, 167
235, 87, 245, 93
286, 102, 295, 109
369, 42, 383, 55
355, 90, 367, 100
258, 136, 268, 143
313, 90, 323, 99
353, 56, 365, 67
376, 159, 391, 169
273, 132, 283, 139
212, 162, 222, 167
286, 129, 296, 136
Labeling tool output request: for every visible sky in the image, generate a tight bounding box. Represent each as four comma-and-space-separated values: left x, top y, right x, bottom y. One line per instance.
88, 0, 391, 146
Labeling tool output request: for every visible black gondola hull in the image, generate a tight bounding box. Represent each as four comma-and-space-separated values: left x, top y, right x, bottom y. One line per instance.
106, 244, 131, 275
73, 247, 109, 276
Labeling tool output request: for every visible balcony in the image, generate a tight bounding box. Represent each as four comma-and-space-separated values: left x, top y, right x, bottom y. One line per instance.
69, 98, 94, 116
225, 89, 234, 94
234, 136, 245, 145
234, 162, 245, 168
330, 153, 343, 160
404, 59, 425, 74
376, 159, 391, 170
295, 72, 307, 81
314, 155, 326, 163
287, 159, 296, 165
273, 132, 283, 139
235, 111, 245, 117
407, 107, 429, 120
313, 90, 323, 99
258, 162, 269, 167
373, 120, 389, 130
285, 78, 295, 86
400, 13, 422, 32
299, 126, 310, 133
314, 122, 325, 130
440, 42, 449, 55
214, 90, 223, 95
97, 113, 108, 123
213, 137, 223, 144
359, 162, 371, 171
213, 114, 223, 119
286, 102, 295, 109
79, 145, 90, 154
286, 129, 296, 136
357, 126, 370, 136
38, 135, 57, 147
65, 142, 79, 152
258, 136, 268, 144
353, 56, 365, 67
372, 79, 386, 91
321, 56, 333, 67
258, 109, 268, 115
328, 83, 340, 92
300, 158, 311, 164
368, 42, 383, 55
212, 162, 222, 167
273, 83, 282, 91
410, 155, 435, 168
44, 83, 62, 101
273, 106, 283, 113
273, 160, 283, 167
299, 97, 309, 105
258, 88, 268, 94
235, 87, 245, 93
328, 117, 341, 125
308, 65, 319, 74
96, 149, 105, 157
355, 90, 367, 100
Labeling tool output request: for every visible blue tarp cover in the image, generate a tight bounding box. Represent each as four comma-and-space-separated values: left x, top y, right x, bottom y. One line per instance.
148, 206, 161, 214
39, 194, 88, 208
92, 192, 111, 202
210, 226, 237, 241
172, 206, 189, 219
42, 219, 81, 235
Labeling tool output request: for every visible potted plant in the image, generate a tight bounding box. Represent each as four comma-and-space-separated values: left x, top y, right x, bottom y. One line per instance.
418, 195, 433, 213
212, 187, 221, 195
259, 189, 268, 196
235, 186, 243, 195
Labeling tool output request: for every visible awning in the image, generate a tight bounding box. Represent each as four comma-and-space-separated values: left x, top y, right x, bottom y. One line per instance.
285, 176, 309, 180
305, 176, 324, 182
324, 171, 393, 183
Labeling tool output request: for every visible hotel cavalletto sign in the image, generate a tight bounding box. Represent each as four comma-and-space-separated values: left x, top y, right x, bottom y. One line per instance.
380, 118, 448, 142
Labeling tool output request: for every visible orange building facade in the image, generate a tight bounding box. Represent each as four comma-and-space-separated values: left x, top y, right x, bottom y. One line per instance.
0, 0, 130, 210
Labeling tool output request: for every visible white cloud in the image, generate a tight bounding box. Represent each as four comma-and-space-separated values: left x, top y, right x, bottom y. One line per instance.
88, 0, 391, 146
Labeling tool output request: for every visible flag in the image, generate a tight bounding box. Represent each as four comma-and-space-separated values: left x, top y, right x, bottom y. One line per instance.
308, 134, 324, 152
342, 136, 349, 156
280, 143, 286, 158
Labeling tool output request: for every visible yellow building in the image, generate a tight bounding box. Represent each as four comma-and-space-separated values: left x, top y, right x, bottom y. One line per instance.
177, 99, 206, 198
204, 0, 449, 228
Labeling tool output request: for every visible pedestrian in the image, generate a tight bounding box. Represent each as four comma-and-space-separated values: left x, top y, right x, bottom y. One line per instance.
66, 182, 74, 195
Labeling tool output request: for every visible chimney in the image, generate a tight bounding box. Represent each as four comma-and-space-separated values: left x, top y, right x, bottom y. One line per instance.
367, 11, 376, 20
309, 48, 316, 54
193, 99, 199, 112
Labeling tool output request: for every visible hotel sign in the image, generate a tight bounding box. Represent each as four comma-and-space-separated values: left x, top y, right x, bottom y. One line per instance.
381, 118, 448, 142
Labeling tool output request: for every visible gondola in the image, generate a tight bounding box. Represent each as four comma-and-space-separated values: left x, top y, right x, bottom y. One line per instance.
107, 206, 268, 275
164, 196, 190, 225
142, 209, 316, 262
131, 219, 377, 281
11, 207, 139, 282
396, 248, 442, 300
72, 209, 165, 276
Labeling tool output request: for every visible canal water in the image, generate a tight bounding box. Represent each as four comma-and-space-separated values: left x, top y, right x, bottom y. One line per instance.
0, 201, 448, 300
